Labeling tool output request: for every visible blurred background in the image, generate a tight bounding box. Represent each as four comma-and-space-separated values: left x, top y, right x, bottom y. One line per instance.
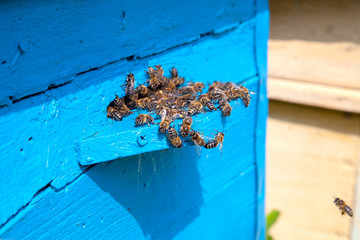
266, 0, 360, 240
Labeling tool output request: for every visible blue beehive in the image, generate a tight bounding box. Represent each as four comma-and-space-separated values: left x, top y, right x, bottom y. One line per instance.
0, 0, 268, 239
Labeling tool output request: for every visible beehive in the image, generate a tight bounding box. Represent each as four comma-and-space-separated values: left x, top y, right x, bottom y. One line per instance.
0, 0, 269, 239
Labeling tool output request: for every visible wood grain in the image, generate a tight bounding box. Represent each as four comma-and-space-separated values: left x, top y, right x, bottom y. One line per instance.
0, 0, 255, 105
0, 20, 258, 227
266, 101, 360, 240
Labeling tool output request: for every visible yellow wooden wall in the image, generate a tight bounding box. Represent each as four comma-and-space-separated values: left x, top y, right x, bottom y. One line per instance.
266, 0, 360, 239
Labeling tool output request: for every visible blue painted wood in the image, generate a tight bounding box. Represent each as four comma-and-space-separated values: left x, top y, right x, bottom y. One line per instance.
0, 0, 254, 105
0, 0, 268, 238
0, 20, 258, 227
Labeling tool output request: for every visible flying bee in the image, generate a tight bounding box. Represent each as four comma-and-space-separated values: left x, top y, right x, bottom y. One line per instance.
179, 116, 193, 137
135, 114, 155, 126
189, 82, 205, 94
107, 105, 123, 121
333, 197, 353, 217
136, 84, 152, 97
170, 67, 185, 86
187, 100, 204, 116
204, 130, 225, 153
198, 94, 216, 111
147, 67, 161, 90
218, 99, 232, 117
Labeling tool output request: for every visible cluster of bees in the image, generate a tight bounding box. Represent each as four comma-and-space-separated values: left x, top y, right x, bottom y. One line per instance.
107, 65, 252, 151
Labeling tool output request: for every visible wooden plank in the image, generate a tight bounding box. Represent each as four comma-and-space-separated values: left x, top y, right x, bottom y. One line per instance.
266, 101, 360, 240
0, 0, 255, 105
268, 76, 360, 114
0, 20, 258, 226
268, 40, 360, 90
1, 124, 257, 239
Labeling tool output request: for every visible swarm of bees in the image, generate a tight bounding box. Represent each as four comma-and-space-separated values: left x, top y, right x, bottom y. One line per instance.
106, 65, 253, 152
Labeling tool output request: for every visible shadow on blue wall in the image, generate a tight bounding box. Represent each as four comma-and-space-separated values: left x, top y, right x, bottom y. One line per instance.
86, 146, 203, 240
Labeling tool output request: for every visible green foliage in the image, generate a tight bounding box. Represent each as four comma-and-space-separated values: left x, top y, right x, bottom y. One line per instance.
266, 209, 280, 240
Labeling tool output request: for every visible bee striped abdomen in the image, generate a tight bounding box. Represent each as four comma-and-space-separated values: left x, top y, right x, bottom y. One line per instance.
204, 140, 219, 149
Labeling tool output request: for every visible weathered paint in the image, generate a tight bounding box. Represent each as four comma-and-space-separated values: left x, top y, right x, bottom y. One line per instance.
0, 0, 255, 105
0, 0, 268, 239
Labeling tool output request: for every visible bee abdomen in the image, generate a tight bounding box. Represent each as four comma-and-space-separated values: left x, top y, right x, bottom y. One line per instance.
204, 140, 219, 149
344, 205, 353, 217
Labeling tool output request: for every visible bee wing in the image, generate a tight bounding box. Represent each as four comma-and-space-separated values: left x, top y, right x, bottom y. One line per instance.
194, 142, 203, 156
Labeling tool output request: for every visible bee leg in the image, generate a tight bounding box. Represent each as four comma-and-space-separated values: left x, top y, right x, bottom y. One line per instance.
147, 122, 150, 127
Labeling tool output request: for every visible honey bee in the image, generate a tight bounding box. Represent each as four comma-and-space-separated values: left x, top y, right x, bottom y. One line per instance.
189, 131, 206, 146
135, 114, 155, 126
167, 126, 182, 148
155, 65, 170, 86
189, 82, 205, 94
198, 94, 216, 111
204, 131, 225, 153
147, 99, 158, 111
147, 67, 161, 90
178, 86, 197, 95
159, 108, 172, 133
123, 72, 136, 96
180, 116, 193, 137
136, 84, 151, 97
107, 105, 123, 121
135, 97, 150, 109
114, 95, 133, 116
218, 99, 232, 117
170, 67, 185, 86
187, 100, 204, 116
334, 197, 353, 217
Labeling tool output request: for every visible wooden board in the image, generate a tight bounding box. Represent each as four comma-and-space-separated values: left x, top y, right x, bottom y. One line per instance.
0, 0, 255, 106
268, 0, 360, 113
0, 0, 269, 236
266, 100, 360, 240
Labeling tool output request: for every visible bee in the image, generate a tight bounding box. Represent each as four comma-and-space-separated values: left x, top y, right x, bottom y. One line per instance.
136, 84, 151, 97
198, 94, 216, 111
159, 108, 172, 133
178, 86, 197, 95
155, 65, 170, 86
147, 99, 158, 111
187, 100, 204, 116
204, 131, 225, 153
147, 67, 161, 90
189, 82, 205, 94
107, 105, 123, 121
189, 131, 206, 146
135, 97, 150, 109
218, 99, 232, 116
334, 197, 353, 217
167, 126, 182, 148
135, 114, 155, 126
123, 72, 136, 96
207, 88, 226, 102
239, 85, 252, 107
179, 116, 193, 137
161, 80, 177, 93
114, 95, 133, 116
170, 67, 185, 86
